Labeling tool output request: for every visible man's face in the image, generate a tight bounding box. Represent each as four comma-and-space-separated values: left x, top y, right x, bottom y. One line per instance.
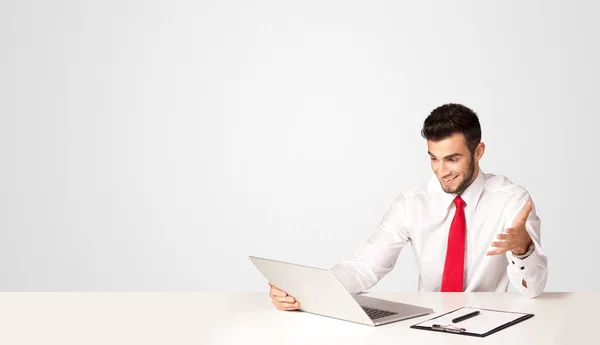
427, 133, 480, 195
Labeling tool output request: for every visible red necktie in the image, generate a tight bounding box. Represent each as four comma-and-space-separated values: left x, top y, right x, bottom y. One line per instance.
441, 196, 466, 292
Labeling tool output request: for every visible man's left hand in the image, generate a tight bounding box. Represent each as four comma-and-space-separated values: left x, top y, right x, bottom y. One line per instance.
486, 200, 533, 256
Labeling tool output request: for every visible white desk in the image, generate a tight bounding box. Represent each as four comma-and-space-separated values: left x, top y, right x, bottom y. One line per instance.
0, 292, 595, 344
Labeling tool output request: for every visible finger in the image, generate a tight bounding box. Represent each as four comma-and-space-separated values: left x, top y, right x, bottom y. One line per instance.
273, 300, 299, 310
486, 248, 509, 256
514, 200, 533, 224
491, 241, 512, 249
272, 299, 290, 310
270, 289, 287, 298
504, 227, 517, 234
496, 233, 514, 240
273, 296, 296, 303
269, 286, 287, 298
280, 302, 300, 311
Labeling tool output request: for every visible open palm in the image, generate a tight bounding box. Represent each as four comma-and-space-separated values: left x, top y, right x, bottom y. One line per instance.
486, 200, 533, 256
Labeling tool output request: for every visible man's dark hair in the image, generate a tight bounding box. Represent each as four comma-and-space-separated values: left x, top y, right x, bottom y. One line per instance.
421, 103, 482, 153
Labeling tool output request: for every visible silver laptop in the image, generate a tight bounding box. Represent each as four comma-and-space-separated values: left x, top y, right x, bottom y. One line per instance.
250, 256, 434, 326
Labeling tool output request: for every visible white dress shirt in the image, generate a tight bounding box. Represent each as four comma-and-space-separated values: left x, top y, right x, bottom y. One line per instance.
331, 170, 548, 298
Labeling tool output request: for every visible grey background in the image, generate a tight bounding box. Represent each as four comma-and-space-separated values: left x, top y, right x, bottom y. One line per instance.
1, 0, 597, 292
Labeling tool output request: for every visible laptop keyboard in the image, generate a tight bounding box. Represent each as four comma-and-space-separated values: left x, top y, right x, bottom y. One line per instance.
362, 307, 398, 320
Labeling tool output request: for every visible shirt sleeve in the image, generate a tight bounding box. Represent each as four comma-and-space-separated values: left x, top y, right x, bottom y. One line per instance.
503, 191, 548, 298
330, 195, 411, 294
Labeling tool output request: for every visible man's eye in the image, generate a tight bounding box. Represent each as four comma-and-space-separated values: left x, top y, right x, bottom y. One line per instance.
449, 158, 457, 163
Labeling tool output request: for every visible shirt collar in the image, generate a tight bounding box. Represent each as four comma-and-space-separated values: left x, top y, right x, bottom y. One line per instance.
428, 169, 485, 213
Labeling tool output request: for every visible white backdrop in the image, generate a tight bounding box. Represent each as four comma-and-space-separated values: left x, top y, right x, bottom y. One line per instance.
1, 0, 598, 291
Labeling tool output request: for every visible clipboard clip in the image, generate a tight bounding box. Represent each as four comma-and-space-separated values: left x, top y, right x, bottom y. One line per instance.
431, 324, 466, 333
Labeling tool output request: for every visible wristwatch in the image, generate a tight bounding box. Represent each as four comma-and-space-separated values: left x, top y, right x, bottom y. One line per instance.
512, 241, 535, 260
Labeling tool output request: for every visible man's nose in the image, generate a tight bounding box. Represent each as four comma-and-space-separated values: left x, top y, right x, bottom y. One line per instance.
439, 161, 451, 177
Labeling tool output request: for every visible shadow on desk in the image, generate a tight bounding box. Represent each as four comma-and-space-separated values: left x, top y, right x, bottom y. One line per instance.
535, 292, 575, 301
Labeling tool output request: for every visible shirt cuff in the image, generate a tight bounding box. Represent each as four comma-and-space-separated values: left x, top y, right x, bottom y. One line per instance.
506, 246, 541, 280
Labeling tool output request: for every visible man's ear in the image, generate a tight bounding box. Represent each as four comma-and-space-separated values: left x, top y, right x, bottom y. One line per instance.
475, 142, 485, 162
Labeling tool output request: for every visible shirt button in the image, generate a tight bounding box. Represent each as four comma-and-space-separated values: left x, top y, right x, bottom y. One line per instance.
520, 266, 525, 270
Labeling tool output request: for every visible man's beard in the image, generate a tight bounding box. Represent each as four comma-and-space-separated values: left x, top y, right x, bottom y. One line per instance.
442, 153, 475, 195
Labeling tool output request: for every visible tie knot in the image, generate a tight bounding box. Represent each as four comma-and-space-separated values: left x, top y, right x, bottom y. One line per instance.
454, 196, 465, 208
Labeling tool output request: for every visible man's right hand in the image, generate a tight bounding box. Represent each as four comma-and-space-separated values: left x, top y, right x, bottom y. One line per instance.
269, 283, 300, 311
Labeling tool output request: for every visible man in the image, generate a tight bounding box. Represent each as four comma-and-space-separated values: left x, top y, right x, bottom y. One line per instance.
269, 104, 548, 311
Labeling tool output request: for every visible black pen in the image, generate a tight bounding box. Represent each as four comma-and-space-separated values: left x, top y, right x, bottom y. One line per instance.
452, 310, 480, 323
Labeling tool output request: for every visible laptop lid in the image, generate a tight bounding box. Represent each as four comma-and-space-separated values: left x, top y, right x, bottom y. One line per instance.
249, 256, 374, 325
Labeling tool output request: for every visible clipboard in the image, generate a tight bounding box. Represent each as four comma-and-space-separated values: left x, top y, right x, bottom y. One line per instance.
410, 307, 534, 337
